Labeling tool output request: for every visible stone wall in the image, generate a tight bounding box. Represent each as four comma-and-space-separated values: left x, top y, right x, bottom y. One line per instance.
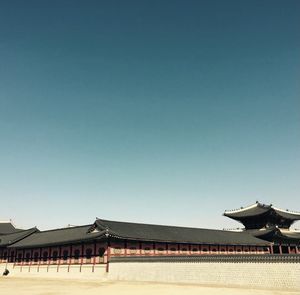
1, 255, 300, 291
108, 255, 300, 291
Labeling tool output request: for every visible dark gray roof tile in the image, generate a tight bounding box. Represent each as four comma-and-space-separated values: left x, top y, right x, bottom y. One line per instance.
0, 222, 23, 235
9, 225, 105, 248
0, 228, 38, 247
95, 219, 270, 246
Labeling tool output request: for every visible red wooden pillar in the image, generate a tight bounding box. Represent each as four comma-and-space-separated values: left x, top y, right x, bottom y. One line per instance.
92, 242, 96, 272
279, 245, 283, 255
81, 244, 84, 264
29, 249, 33, 272
57, 246, 61, 272
47, 247, 51, 272
37, 248, 42, 272
124, 240, 127, 256
80, 244, 83, 272
21, 249, 25, 272
270, 245, 274, 254
12, 249, 16, 263
6, 248, 10, 264
106, 241, 110, 273
68, 245, 72, 272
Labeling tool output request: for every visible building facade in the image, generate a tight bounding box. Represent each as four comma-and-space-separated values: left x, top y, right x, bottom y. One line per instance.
1, 203, 299, 273
224, 202, 300, 254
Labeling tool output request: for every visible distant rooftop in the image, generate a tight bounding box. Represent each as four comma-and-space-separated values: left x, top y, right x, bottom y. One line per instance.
224, 202, 300, 219
224, 202, 300, 230
0, 221, 24, 235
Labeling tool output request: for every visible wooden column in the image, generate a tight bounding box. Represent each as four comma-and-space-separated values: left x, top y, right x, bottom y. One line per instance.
21, 249, 25, 272
80, 244, 83, 272
47, 247, 51, 272
106, 240, 110, 273
124, 240, 127, 256
57, 246, 61, 272
37, 248, 42, 272
68, 245, 72, 272
29, 249, 33, 272
92, 242, 96, 272
6, 248, 10, 263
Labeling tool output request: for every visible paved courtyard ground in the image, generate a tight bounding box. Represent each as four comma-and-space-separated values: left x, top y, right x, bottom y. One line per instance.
1, 277, 299, 295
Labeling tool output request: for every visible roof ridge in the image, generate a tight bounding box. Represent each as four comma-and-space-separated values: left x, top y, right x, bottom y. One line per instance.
224, 202, 300, 216
0, 227, 35, 238
36, 224, 92, 233
97, 218, 244, 233
96, 219, 270, 245
0, 219, 18, 227
224, 202, 261, 214
272, 206, 300, 216
224, 202, 274, 214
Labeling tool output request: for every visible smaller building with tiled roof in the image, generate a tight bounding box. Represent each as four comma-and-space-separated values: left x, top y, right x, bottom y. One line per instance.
224, 202, 300, 254
224, 202, 300, 229
0, 221, 24, 235
10, 224, 105, 249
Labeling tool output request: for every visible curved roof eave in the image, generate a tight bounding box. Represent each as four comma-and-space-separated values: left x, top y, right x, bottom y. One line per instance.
278, 229, 300, 240
224, 203, 300, 221
224, 203, 271, 218
272, 206, 300, 220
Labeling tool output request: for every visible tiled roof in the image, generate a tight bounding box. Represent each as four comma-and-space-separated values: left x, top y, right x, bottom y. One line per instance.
95, 219, 270, 246
0, 228, 38, 247
9, 225, 105, 248
224, 203, 300, 220
0, 222, 23, 235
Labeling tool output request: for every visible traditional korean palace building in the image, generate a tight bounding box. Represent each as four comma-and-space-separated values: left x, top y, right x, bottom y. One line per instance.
0, 202, 299, 272
224, 202, 300, 254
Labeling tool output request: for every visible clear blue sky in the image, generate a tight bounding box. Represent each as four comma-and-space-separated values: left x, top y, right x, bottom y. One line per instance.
0, 0, 299, 230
